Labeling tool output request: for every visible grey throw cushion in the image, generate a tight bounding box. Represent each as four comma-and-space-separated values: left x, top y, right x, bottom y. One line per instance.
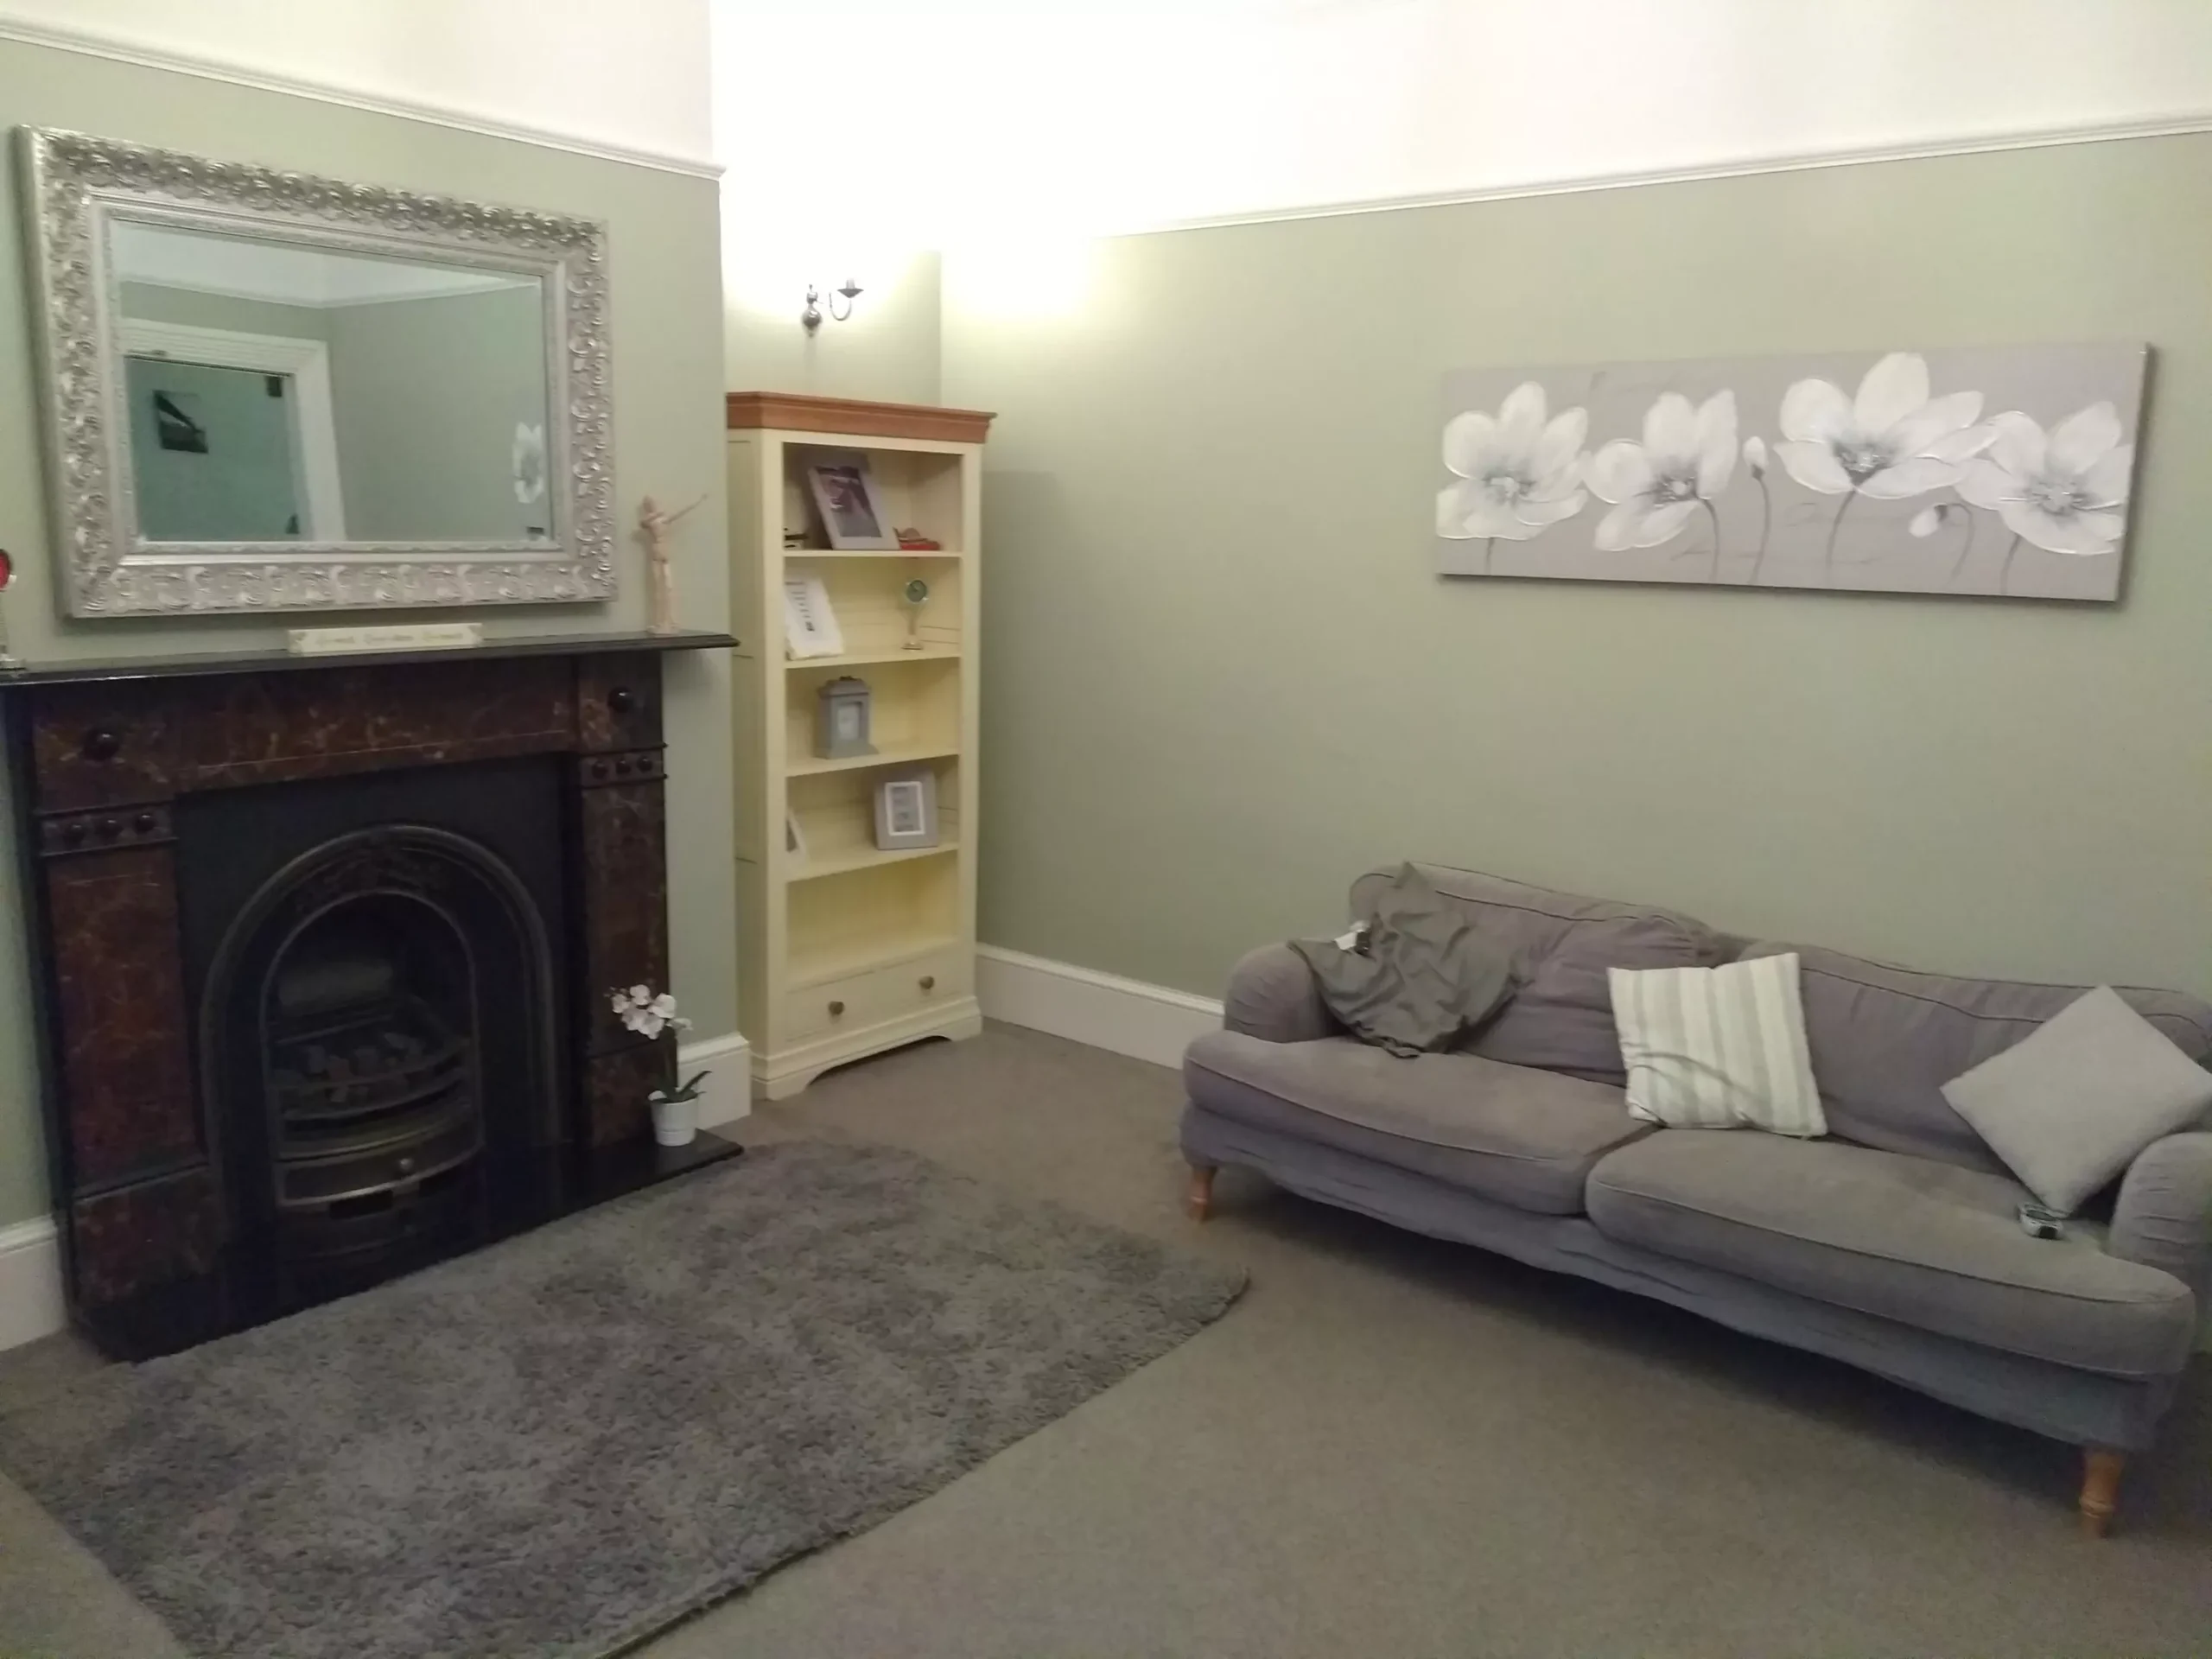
1940, 986, 2212, 1215
1292, 863, 1516, 1058
1738, 940, 2212, 1174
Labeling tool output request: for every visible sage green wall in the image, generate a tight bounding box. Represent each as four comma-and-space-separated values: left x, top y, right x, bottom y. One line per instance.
324, 285, 548, 541
0, 37, 733, 1227
944, 133, 2212, 1006
722, 250, 941, 403
119, 282, 329, 341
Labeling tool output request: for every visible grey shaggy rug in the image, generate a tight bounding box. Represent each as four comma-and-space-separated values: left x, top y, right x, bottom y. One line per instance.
0, 1141, 1244, 1659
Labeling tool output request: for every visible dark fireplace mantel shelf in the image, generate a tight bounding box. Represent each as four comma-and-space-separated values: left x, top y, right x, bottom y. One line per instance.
0, 628, 735, 689
2, 629, 737, 1358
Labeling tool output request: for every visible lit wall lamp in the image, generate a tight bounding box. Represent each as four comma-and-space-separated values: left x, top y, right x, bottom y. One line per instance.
801, 278, 863, 334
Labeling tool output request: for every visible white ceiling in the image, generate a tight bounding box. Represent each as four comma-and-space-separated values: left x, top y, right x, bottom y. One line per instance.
112, 222, 534, 308
713, 0, 2212, 242
0, 0, 715, 173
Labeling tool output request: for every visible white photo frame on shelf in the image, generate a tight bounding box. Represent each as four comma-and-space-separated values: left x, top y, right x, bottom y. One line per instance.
805, 450, 899, 550
783, 574, 845, 658
873, 766, 940, 850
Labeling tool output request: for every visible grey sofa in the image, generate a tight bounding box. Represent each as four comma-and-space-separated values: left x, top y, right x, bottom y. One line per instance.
1179, 863, 2212, 1535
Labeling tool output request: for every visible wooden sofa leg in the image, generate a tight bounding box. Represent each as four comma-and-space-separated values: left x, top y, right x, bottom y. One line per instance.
2079, 1448, 2124, 1537
1185, 1164, 1217, 1222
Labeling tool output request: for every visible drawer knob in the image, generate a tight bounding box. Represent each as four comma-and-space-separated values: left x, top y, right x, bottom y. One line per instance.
81, 729, 120, 762
918, 975, 936, 992
396, 1156, 416, 1175
607, 686, 637, 715
828, 1000, 846, 1018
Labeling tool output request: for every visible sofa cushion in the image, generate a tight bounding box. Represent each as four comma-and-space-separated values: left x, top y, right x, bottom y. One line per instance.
1941, 986, 2212, 1215
1351, 864, 1722, 1084
1739, 941, 2212, 1175
1185, 1030, 1649, 1215
1610, 954, 1824, 1136
1586, 1130, 2198, 1376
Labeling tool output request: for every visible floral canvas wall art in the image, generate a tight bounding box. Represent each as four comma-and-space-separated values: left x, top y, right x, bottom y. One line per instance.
1435, 344, 2146, 601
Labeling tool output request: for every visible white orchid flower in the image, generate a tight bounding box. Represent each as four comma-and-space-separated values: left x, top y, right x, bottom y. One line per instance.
1773, 353, 1993, 499
609, 984, 688, 1040
1436, 382, 1591, 543
1586, 391, 1738, 551
1742, 435, 1767, 479
1956, 404, 2131, 556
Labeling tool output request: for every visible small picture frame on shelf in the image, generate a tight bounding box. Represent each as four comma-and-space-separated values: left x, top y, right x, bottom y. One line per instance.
873, 766, 940, 851
805, 451, 898, 550
783, 573, 844, 658
814, 676, 875, 759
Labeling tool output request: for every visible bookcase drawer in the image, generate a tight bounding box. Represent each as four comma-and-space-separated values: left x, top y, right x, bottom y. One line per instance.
783, 947, 970, 1046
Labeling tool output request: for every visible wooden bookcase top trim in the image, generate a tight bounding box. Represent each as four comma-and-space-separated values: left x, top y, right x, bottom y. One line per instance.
725, 391, 996, 445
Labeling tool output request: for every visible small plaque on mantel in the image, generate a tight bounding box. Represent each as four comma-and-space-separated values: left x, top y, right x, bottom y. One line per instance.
287, 623, 485, 656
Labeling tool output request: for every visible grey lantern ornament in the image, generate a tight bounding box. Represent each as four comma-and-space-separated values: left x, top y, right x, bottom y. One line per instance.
815, 676, 875, 760
901, 576, 931, 651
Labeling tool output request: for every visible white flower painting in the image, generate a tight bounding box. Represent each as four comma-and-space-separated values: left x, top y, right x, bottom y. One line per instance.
1434, 343, 2145, 601
1586, 391, 1737, 563
1435, 382, 1590, 568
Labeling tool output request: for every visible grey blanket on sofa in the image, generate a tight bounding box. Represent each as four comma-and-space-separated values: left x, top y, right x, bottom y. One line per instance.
1291, 863, 1516, 1057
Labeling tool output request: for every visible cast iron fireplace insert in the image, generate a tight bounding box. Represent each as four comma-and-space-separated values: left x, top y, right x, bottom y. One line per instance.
181, 759, 569, 1312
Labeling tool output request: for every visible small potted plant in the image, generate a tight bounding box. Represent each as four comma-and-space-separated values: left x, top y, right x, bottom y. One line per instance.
608, 984, 707, 1147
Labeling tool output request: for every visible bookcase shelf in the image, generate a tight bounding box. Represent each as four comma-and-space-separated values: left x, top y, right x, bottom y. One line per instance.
789, 840, 960, 883
785, 646, 961, 670
728, 394, 993, 1100
786, 741, 962, 779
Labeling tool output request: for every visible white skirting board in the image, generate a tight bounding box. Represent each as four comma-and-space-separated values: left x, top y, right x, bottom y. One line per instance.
0, 1030, 753, 1354
975, 944, 1223, 1072
0, 1217, 64, 1354
680, 1031, 753, 1130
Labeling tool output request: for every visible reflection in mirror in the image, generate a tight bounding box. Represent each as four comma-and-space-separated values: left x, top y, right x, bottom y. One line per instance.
112, 222, 554, 545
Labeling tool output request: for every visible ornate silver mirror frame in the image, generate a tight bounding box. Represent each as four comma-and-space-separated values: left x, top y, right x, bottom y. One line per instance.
16, 127, 614, 617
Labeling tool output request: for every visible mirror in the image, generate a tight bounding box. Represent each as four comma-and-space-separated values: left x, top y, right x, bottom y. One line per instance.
116, 224, 554, 545
21, 128, 613, 617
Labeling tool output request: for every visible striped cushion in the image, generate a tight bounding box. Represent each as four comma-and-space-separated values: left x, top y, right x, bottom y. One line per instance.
1609, 953, 1826, 1137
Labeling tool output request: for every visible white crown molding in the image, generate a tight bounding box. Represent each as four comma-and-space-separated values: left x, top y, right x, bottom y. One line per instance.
125, 275, 532, 309
1102, 114, 2212, 238
0, 16, 723, 181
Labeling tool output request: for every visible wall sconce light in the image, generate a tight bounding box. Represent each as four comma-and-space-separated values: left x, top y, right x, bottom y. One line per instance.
801, 278, 863, 334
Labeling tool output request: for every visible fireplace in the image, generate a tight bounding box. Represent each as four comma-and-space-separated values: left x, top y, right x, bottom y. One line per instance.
186, 762, 566, 1306
0, 630, 735, 1357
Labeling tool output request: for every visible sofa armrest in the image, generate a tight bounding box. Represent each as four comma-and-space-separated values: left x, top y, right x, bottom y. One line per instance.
2108, 1131, 2212, 1306
1222, 942, 1337, 1045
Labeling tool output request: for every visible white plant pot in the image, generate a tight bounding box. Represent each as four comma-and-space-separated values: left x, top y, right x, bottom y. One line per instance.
651, 1094, 698, 1147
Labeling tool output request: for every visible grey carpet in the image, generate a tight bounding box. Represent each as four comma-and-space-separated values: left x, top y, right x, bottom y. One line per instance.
0, 1138, 1245, 1659
5, 1025, 2211, 1658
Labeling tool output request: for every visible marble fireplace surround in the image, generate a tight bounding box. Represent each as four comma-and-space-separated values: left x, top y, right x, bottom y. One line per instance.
0, 630, 733, 1357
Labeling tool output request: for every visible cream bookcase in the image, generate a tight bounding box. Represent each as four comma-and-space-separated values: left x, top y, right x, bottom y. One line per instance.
726, 393, 995, 1098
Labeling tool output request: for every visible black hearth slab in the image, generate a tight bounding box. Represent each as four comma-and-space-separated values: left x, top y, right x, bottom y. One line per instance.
0, 629, 736, 689
581, 1126, 747, 1205
76, 1131, 747, 1360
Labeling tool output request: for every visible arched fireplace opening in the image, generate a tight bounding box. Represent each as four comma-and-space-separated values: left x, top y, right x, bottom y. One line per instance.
201, 824, 557, 1306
